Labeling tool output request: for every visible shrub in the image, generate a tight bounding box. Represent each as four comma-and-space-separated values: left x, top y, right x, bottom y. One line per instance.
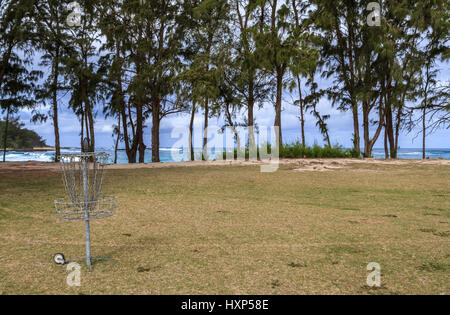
220, 142, 359, 160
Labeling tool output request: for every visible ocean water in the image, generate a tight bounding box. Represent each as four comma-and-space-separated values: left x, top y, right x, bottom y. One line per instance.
371, 148, 450, 160
2, 147, 450, 163
1, 147, 221, 164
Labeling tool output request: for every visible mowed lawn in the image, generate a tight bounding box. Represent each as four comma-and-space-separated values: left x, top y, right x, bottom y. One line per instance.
0, 162, 449, 294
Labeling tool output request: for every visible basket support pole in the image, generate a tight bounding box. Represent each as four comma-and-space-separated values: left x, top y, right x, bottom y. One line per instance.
83, 159, 92, 271
85, 217, 92, 271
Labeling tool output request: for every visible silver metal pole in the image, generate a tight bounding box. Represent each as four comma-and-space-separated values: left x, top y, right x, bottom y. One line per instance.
83, 159, 92, 271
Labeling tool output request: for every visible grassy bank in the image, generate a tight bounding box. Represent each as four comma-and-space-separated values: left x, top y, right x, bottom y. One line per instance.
0, 162, 449, 294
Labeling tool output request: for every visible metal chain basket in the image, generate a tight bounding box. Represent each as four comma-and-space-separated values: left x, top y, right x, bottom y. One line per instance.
54, 143, 117, 271
54, 152, 116, 220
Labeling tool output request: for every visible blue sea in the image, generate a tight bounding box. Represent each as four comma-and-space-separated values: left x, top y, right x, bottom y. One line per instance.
3, 147, 219, 163
3, 147, 450, 163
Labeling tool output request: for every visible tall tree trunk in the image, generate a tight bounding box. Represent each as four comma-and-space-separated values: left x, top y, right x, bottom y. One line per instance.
127, 100, 138, 163
114, 114, 120, 164
84, 102, 90, 151
203, 98, 209, 160
385, 101, 396, 158
115, 39, 132, 163
363, 102, 370, 158
384, 123, 389, 159
296, 75, 305, 147
152, 99, 160, 163
325, 130, 331, 148
121, 105, 132, 161
292, 1, 305, 147
422, 71, 430, 160
81, 54, 95, 153
86, 101, 95, 152
2, 105, 10, 162
80, 110, 84, 151
384, 79, 396, 158
80, 80, 94, 152
134, 26, 145, 163
394, 105, 403, 158
346, 25, 360, 157
347, 23, 361, 157
189, 101, 195, 161
248, 80, 256, 150
422, 106, 426, 159
382, 80, 389, 159
352, 102, 360, 156
274, 67, 284, 148
52, 48, 60, 162
202, 36, 213, 161
135, 98, 145, 163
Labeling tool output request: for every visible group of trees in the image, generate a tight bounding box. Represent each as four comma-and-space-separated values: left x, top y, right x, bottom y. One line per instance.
0, 118, 47, 161
0, 0, 448, 163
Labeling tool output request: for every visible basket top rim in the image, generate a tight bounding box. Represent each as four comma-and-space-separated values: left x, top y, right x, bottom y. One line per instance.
59, 152, 109, 159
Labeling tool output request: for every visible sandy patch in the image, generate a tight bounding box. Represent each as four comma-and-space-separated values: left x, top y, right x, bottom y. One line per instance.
289, 158, 450, 172
291, 160, 346, 172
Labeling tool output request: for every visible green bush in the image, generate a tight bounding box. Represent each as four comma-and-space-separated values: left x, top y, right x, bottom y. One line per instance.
221, 141, 360, 160
279, 142, 358, 159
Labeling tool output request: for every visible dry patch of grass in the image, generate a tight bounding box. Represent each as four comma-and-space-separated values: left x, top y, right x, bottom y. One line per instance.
0, 161, 449, 294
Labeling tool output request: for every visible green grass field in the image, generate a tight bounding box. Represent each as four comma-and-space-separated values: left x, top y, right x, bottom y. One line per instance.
0, 161, 449, 294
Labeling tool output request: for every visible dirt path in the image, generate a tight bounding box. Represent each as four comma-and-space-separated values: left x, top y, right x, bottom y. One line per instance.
0, 158, 449, 175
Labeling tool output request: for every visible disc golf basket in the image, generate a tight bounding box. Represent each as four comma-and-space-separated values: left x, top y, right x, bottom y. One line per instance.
54, 140, 117, 271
